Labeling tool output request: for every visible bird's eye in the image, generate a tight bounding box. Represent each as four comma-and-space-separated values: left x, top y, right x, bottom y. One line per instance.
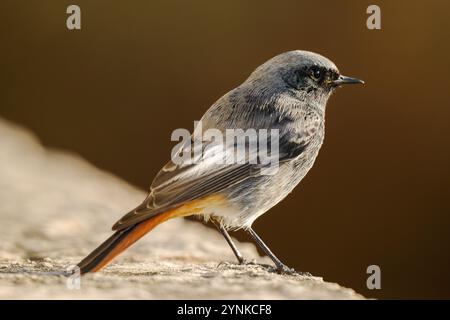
310, 67, 322, 81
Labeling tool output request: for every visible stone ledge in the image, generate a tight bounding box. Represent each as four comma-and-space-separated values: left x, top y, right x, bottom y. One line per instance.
0, 118, 364, 299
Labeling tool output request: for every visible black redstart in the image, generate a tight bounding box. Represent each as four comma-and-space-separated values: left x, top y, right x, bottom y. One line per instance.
77, 50, 363, 275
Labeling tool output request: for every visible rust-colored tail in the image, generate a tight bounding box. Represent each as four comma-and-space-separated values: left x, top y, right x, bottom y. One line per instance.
77, 211, 173, 274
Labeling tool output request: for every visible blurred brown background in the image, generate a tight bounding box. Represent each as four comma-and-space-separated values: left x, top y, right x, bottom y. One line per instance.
1, 0, 450, 299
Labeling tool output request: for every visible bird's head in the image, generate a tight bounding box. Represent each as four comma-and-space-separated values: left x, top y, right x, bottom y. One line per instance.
245, 50, 364, 107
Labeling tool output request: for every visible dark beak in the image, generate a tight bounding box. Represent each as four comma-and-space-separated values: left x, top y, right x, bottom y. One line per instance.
333, 75, 364, 86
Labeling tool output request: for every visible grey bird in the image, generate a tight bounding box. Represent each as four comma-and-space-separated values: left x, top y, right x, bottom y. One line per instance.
76, 50, 363, 274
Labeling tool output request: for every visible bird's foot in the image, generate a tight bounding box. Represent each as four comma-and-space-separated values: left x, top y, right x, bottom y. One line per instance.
275, 264, 312, 277
239, 259, 273, 269
217, 259, 272, 270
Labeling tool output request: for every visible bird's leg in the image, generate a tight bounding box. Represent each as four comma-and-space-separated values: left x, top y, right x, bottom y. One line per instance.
211, 219, 245, 264
246, 227, 311, 276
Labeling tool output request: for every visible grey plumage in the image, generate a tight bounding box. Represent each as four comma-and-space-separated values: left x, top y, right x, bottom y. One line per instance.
114, 50, 363, 230
198, 51, 336, 228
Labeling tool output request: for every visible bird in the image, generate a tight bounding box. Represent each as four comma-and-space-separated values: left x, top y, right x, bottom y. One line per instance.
76, 50, 363, 275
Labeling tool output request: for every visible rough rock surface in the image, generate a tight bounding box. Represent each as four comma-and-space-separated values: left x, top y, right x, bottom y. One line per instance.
0, 118, 364, 299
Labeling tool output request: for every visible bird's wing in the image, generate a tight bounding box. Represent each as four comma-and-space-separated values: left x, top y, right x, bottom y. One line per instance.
112, 120, 313, 231
112, 139, 261, 230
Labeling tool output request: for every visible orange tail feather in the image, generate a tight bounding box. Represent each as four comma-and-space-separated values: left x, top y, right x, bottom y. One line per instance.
77, 211, 173, 274
76, 194, 225, 274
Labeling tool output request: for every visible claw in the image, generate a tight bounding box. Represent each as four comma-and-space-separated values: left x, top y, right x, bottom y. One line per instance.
276, 264, 311, 276
238, 259, 257, 265
240, 259, 274, 270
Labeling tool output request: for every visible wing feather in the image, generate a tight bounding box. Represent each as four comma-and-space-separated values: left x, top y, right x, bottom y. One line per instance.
112, 141, 258, 230
112, 114, 315, 231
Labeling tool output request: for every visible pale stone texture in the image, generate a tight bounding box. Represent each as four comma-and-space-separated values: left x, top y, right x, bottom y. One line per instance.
0, 118, 364, 299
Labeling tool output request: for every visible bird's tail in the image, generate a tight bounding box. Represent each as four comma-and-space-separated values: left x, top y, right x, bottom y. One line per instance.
77, 211, 173, 274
